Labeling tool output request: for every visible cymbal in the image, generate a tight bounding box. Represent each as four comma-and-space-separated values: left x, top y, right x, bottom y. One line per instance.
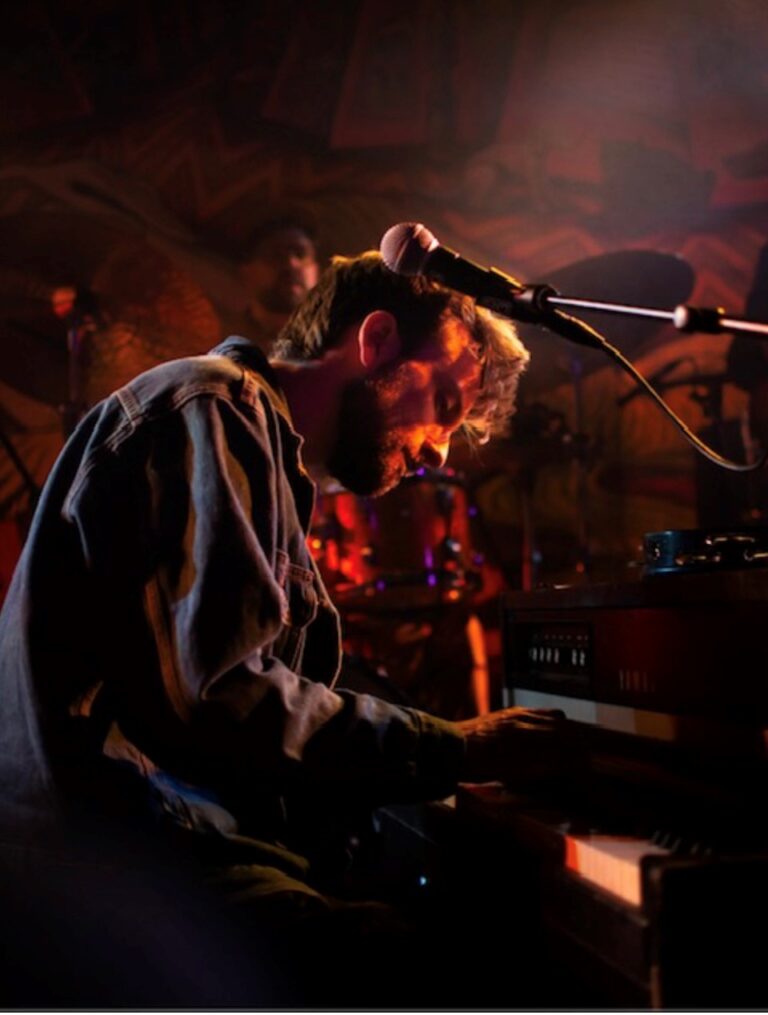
0, 212, 221, 406
518, 250, 695, 398
85, 237, 220, 403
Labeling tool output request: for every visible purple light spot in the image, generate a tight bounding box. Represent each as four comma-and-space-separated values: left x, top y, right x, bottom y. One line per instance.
417, 467, 426, 477
375, 579, 387, 591
468, 506, 478, 517
427, 573, 438, 587
424, 548, 434, 569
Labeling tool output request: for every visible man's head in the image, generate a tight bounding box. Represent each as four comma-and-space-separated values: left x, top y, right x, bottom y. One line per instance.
239, 217, 319, 318
274, 252, 529, 496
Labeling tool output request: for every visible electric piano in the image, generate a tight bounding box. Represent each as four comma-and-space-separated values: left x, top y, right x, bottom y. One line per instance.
382, 560, 768, 1008
502, 563, 768, 1007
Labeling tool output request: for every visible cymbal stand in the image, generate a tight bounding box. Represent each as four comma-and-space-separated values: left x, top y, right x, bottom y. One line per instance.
52, 286, 100, 439
0, 420, 39, 508
518, 462, 540, 592
639, 372, 763, 526
61, 318, 90, 438
568, 354, 592, 581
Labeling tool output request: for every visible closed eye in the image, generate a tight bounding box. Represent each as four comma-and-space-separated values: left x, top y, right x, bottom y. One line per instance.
434, 382, 462, 429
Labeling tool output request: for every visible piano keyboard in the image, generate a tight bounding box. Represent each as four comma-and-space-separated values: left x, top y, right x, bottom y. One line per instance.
382, 785, 768, 1008
563, 833, 669, 906
450, 784, 672, 907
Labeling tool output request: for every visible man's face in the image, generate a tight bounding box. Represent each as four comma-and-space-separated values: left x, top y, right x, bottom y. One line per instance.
240, 227, 319, 315
328, 316, 483, 496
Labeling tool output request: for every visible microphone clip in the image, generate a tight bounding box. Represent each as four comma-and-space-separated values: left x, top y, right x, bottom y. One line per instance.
478, 273, 559, 325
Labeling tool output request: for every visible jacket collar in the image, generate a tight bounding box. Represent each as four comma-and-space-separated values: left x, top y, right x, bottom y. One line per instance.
210, 335, 316, 528
210, 334, 292, 420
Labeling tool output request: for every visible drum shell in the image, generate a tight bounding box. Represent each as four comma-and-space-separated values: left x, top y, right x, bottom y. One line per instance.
310, 473, 481, 610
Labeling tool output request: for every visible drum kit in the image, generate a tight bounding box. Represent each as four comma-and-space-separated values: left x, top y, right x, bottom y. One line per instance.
0, 209, 227, 597
3, 215, 761, 711
310, 467, 493, 719
311, 470, 482, 611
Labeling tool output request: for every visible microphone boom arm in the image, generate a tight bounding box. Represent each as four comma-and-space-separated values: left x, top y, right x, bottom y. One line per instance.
378, 221, 768, 471
532, 306, 768, 474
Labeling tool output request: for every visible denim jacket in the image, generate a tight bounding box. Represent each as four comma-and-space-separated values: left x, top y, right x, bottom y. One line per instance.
0, 337, 463, 850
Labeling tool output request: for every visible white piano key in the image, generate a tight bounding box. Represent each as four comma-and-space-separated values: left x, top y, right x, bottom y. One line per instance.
564, 834, 670, 906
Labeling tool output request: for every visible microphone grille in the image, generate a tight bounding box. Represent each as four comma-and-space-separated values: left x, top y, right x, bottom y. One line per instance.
380, 222, 437, 276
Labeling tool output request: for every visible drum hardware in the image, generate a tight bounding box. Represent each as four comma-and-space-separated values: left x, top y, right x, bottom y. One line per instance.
451, 407, 598, 590
509, 403, 595, 590
631, 368, 767, 529
339, 605, 491, 720
0, 418, 40, 509
566, 353, 592, 583
311, 470, 492, 717
0, 211, 221, 419
643, 528, 768, 576
513, 250, 696, 587
311, 469, 483, 612
51, 285, 102, 437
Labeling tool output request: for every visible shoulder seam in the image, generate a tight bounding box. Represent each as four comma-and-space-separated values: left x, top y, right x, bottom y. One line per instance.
64, 370, 269, 514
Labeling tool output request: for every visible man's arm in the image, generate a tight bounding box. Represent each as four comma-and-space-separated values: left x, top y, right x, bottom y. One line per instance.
75, 392, 464, 804
457, 707, 573, 786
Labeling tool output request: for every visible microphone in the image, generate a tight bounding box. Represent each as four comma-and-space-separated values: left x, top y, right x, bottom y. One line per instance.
380, 221, 554, 323
380, 221, 606, 351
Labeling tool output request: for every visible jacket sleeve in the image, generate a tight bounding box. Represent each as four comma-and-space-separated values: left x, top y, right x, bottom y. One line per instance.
75, 392, 464, 803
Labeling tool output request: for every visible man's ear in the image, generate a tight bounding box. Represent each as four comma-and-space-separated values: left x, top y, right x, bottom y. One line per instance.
357, 310, 401, 369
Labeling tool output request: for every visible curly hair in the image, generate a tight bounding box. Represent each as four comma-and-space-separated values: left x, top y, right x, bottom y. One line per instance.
273, 251, 529, 442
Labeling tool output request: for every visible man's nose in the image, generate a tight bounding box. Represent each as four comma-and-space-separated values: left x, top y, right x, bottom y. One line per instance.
419, 437, 451, 469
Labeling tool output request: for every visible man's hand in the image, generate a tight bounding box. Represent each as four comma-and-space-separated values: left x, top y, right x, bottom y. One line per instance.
456, 707, 577, 786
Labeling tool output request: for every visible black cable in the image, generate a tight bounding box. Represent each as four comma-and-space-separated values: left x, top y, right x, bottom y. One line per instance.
544, 307, 768, 474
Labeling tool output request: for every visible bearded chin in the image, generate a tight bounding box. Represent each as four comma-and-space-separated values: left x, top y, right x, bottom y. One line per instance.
325, 376, 402, 497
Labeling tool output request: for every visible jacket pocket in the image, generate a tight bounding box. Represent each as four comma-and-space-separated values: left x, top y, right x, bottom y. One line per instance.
273, 549, 319, 671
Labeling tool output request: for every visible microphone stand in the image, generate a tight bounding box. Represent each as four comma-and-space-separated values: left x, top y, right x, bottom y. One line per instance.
514, 284, 768, 340
484, 278, 768, 475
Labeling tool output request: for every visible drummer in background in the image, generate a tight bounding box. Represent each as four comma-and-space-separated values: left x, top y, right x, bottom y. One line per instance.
233, 214, 321, 350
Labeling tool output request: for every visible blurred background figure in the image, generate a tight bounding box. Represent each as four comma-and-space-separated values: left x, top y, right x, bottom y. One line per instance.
232, 215, 321, 349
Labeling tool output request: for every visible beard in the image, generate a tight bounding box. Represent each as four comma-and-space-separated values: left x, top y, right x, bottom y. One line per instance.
326, 371, 407, 497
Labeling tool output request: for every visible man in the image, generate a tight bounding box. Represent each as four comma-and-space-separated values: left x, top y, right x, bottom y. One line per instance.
0, 251, 558, 1004
234, 215, 320, 349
